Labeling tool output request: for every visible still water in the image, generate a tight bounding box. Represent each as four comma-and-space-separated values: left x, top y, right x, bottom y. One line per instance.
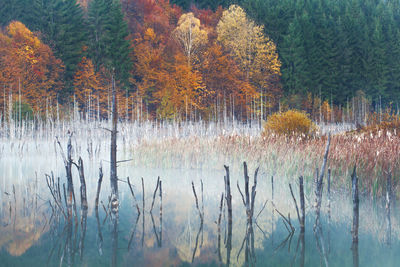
0, 131, 399, 267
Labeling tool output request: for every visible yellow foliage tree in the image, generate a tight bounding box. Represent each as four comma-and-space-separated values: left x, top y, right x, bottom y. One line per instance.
216, 5, 281, 103
321, 100, 332, 122
173, 12, 208, 66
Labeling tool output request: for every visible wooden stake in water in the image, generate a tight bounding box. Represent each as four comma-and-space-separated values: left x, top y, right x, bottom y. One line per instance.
351, 165, 359, 244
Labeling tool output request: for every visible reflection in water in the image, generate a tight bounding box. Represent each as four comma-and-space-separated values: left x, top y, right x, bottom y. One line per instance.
111, 214, 118, 267
128, 213, 141, 250
217, 193, 223, 265
141, 177, 145, 248
95, 208, 103, 255
3, 137, 400, 267
236, 163, 259, 267
385, 171, 392, 246
299, 232, 305, 267
79, 209, 88, 260
150, 177, 162, 248
150, 212, 162, 248
314, 224, 329, 267
191, 218, 203, 263
352, 242, 359, 267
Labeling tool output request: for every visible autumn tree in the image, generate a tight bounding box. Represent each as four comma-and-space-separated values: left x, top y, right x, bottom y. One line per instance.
173, 12, 208, 66
0, 21, 64, 113
122, 0, 181, 41
130, 27, 164, 118
73, 56, 106, 117
154, 53, 207, 119
216, 5, 281, 104
133, 27, 207, 119
200, 43, 256, 117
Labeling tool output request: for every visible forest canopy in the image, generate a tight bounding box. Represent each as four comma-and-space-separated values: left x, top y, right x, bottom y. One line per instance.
1, 0, 399, 120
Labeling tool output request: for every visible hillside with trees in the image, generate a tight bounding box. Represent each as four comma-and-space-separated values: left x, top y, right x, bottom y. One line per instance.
1, 0, 399, 121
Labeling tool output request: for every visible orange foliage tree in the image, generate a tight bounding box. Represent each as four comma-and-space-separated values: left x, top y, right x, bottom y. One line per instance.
73, 56, 108, 117
133, 27, 207, 119
126, 1, 282, 121
154, 53, 207, 119
0, 21, 64, 113
200, 43, 257, 118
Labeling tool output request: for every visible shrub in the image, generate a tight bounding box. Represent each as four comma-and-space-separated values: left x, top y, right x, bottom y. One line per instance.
263, 109, 316, 136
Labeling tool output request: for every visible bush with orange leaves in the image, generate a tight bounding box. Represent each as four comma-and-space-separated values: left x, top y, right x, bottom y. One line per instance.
263, 109, 317, 136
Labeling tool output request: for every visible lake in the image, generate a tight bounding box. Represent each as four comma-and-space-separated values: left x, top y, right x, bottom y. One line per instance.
0, 121, 398, 267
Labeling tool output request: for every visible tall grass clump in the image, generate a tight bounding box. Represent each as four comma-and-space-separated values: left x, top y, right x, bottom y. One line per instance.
263, 110, 317, 136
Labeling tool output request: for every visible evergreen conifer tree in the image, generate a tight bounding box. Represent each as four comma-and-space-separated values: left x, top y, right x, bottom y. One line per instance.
88, 0, 132, 88
28, 0, 87, 97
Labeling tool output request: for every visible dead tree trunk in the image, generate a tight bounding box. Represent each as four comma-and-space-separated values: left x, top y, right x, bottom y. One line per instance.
299, 176, 305, 233
314, 134, 331, 227
127, 177, 141, 215
327, 169, 331, 211
159, 179, 162, 245
237, 162, 259, 225
192, 181, 204, 221
385, 170, 391, 245
237, 162, 259, 265
95, 164, 103, 211
56, 134, 74, 219
224, 165, 232, 267
77, 157, 88, 210
351, 165, 359, 244
66, 135, 73, 212
110, 74, 118, 214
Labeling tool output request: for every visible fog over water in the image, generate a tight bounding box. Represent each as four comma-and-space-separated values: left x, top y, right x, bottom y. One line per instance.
0, 120, 398, 266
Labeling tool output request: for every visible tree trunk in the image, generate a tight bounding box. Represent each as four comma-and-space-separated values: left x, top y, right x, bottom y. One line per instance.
110, 74, 118, 214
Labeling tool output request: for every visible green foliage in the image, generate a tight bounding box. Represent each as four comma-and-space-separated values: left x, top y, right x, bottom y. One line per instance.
26, 0, 87, 98
240, 0, 400, 106
87, 0, 132, 88
263, 109, 316, 136
3, 0, 400, 113
12, 101, 34, 120
0, 0, 28, 26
